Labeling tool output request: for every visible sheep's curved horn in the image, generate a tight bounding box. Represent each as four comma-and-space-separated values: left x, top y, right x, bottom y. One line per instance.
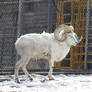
54, 24, 72, 42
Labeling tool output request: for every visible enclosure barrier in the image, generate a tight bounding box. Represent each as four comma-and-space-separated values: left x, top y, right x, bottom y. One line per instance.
0, 0, 92, 75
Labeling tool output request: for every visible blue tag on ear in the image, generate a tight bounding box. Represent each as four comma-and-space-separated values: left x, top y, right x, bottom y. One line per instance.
74, 33, 79, 41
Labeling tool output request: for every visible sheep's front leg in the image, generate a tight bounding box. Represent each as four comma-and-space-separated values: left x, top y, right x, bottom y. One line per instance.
48, 59, 54, 80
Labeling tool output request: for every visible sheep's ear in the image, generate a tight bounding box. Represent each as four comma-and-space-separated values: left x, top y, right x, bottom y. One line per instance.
69, 26, 74, 31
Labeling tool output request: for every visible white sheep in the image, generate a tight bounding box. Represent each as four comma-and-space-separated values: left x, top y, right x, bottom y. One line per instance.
15, 24, 82, 83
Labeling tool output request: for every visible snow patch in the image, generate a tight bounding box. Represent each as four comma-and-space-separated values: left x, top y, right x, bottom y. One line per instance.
0, 74, 92, 92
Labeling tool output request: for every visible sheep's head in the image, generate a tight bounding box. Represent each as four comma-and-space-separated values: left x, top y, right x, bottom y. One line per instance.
54, 24, 83, 46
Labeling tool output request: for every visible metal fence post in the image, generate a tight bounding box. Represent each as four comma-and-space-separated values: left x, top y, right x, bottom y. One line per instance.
84, 0, 90, 70
17, 0, 24, 38
48, 0, 53, 33
16, 0, 24, 62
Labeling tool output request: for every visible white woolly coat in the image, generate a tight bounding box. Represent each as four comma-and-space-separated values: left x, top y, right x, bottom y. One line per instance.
15, 32, 70, 62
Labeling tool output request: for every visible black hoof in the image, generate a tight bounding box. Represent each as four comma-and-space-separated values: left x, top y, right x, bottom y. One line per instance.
30, 77, 33, 81
40, 78, 46, 83
15, 79, 20, 83
48, 76, 55, 80
49, 78, 54, 80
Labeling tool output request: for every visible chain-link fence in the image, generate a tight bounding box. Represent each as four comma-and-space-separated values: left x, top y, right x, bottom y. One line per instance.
0, 0, 19, 74
0, 0, 92, 74
0, 0, 57, 74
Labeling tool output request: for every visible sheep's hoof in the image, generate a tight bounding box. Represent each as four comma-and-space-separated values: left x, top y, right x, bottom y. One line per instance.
28, 75, 33, 81
15, 78, 20, 83
48, 75, 54, 80
29, 77, 33, 81
40, 78, 47, 83
49, 77, 54, 80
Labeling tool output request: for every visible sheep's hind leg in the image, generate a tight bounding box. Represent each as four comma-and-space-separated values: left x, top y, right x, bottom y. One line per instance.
15, 58, 24, 83
22, 65, 33, 81
15, 56, 31, 83
21, 56, 33, 81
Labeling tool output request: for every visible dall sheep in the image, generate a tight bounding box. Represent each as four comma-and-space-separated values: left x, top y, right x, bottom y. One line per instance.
15, 24, 82, 83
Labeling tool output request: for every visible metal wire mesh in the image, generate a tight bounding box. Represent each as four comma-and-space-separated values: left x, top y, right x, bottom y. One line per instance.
0, 0, 92, 74
0, 0, 18, 72
0, 0, 57, 73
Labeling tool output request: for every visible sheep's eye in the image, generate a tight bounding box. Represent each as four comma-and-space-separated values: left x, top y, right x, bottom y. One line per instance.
66, 31, 71, 34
